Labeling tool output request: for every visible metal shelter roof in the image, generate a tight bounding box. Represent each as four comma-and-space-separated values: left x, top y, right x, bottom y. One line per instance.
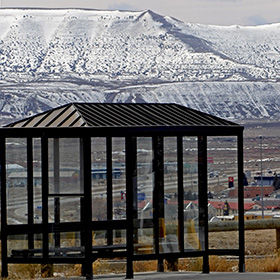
6, 103, 240, 128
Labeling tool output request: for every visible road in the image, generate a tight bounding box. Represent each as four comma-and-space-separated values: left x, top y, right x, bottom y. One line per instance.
6, 168, 238, 224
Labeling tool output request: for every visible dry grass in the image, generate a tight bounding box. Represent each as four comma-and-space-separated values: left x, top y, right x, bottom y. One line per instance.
2, 228, 280, 278
4, 256, 280, 278
4, 264, 41, 279
245, 229, 276, 255
179, 257, 204, 272
134, 260, 158, 272
246, 256, 280, 272
209, 229, 276, 256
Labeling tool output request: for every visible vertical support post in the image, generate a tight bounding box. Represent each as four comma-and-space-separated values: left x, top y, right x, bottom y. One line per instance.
198, 135, 209, 274
81, 137, 93, 279
153, 136, 164, 272
107, 137, 113, 245
125, 136, 137, 279
276, 228, 280, 251
0, 136, 8, 278
238, 133, 245, 272
80, 138, 85, 256
41, 136, 50, 264
177, 136, 184, 253
27, 137, 34, 250
53, 138, 60, 249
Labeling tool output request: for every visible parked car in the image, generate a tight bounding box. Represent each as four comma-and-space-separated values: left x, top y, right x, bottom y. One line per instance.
15, 182, 25, 187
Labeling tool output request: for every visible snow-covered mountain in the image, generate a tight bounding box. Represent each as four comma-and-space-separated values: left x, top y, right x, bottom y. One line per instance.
1, 8, 280, 124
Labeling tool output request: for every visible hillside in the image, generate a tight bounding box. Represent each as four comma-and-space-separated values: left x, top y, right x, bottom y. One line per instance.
1, 9, 280, 124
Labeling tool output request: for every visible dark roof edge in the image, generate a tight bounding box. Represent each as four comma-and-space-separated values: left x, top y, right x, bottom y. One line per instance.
4, 103, 71, 128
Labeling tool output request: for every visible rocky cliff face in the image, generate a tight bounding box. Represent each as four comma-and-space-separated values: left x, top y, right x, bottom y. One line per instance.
1, 8, 280, 124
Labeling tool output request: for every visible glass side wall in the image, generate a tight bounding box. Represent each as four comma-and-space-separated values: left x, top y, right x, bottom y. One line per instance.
5, 138, 43, 258
183, 137, 201, 251
135, 137, 154, 255
33, 138, 42, 224
112, 138, 127, 244
7, 234, 43, 258
207, 136, 239, 250
48, 138, 82, 194
161, 137, 179, 253
91, 138, 108, 247
48, 138, 83, 223
49, 231, 82, 257
112, 138, 126, 220
91, 137, 107, 221
6, 138, 28, 225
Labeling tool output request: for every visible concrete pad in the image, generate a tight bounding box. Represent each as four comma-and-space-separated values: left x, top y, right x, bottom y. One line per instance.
35, 271, 280, 280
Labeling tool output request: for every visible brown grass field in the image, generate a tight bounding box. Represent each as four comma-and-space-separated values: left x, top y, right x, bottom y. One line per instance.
2, 229, 280, 278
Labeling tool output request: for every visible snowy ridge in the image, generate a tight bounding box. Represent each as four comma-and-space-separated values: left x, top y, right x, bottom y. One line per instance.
0, 8, 280, 124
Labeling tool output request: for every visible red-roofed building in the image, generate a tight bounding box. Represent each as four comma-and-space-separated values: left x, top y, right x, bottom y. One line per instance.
208, 201, 256, 216
139, 199, 256, 217
229, 186, 274, 198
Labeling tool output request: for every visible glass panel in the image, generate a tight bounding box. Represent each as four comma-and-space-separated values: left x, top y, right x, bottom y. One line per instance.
49, 232, 82, 257
208, 136, 239, 250
113, 229, 126, 246
8, 234, 43, 258
48, 197, 81, 223
48, 138, 82, 195
93, 230, 107, 246
6, 138, 28, 225
92, 138, 107, 221
47, 138, 83, 224
135, 137, 154, 255
6, 138, 42, 225
61, 232, 81, 248
112, 138, 126, 220
92, 229, 127, 251
161, 137, 179, 253
183, 137, 201, 251
33, 138, 42, 224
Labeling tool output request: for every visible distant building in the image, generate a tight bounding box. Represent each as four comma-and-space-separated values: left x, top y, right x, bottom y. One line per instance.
254, 176, 275, 187
229, 186, 274, 198
91, 168, 121, 179
253, 199, 280, 211
6, 164, 25, 173
209, 201, 255, 216
8, 171, 79, 187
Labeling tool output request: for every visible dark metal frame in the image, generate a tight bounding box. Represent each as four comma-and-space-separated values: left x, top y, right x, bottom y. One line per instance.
1, 125, 244, 279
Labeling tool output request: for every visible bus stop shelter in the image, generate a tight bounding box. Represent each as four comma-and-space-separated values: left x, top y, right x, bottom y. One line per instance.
1, 103, 244, 279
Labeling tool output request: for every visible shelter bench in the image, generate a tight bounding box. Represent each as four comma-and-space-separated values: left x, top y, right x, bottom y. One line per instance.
10, 243, 154, 258
11, 244, 127, 258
